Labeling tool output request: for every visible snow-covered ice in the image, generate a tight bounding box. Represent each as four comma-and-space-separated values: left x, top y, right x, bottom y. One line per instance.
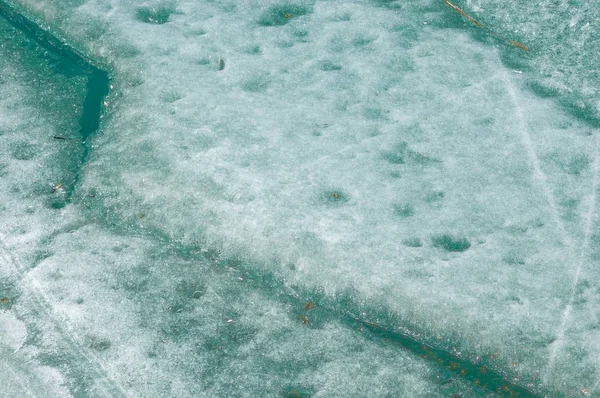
1, 0, 600, 396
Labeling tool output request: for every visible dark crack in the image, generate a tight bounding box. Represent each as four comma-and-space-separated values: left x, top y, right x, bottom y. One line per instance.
0, 0, 110, 200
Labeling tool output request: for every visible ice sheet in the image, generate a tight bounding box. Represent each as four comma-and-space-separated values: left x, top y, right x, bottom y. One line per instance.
2, 0, 599, 396
16, 224, 481, 397
0, 1, 480, 396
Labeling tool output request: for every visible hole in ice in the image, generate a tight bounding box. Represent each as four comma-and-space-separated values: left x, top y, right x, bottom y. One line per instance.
176, 280, 206, 299
201, 323, 257, 351
502, 252, 525, 265
352, 34, 375, 47
391, 24, 420, 49
320, 189, 349, 205
292, 29, 309, 40
319, 60, 342, 71
161, 317, 203, 341
113, 42, 141, 58
363, 107, 387, 120
168, 302, 188, 314
50, 197, 68, 209
10, 141, 37, 160
474, 116, 495, 126
135, 5, 175, 24
327, 12, 351, 22
257, 4, 312, 27
87, 335, 111, 351
242, 75, 270, 92
402, 237, 422, 248
393, 203, 415, 217
527, 80, 560, 98
197, 57, 211, 65
244, 44, 261, 54
546, 151, 590, 176
161, 90, 182, 103
383, 142, 438, 165
281, 385, 316, 398
559, 198, 580, 222
371, 0, 401, 8
498, 48, 530, 73
561, 99, 600, 127
431, 234, 471, 252
276, 39, 295, 48
425, 191, 445, 203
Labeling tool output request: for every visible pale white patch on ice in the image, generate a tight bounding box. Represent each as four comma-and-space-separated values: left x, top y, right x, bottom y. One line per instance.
0, 311, 26, 351
543, 132, 600, 384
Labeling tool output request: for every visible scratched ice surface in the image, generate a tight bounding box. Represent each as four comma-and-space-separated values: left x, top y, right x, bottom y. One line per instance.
1, 0, 600, 396
0, 10, 89, 397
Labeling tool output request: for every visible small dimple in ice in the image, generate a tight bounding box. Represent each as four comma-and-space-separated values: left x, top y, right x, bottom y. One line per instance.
257, 4, 312, 27
320, 190, 349, 205
431, 234, 471, 252
10, 141, 37, 160
320, 60, 342, 71
383, 142, 438, 165
402, 237, 423, 248
135, 5, 174, 24
394, 203, 415, 217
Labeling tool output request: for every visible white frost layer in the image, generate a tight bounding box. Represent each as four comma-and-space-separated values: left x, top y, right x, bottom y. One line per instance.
5, 0, 600, 395
20, 224, 475, 397
0, 311, 26, 351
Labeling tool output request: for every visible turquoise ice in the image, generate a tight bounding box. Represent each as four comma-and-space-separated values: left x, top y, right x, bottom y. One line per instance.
1, 0, 599, 396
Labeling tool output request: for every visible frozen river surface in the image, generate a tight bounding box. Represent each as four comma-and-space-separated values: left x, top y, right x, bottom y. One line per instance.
1, 1, 600, 396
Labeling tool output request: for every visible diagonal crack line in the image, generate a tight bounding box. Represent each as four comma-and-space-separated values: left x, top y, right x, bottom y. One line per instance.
0, 358, 39, 398
546, 131, 600, 386
0, 2, 121, 397
100, 220, 545, 398
0, 235, 126, 398
500, 68, 585, 389
0, 0, 110, 200
502, 67, 600, 387
501, 70, 574, 249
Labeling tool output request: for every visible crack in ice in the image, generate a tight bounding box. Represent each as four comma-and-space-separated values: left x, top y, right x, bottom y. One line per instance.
498, 69, 600, 388
501, 71, 573, 249
0, 360, 38, 398
544, 132, 599, 385
549, 132, 599, 388
0, 235, 127, 398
